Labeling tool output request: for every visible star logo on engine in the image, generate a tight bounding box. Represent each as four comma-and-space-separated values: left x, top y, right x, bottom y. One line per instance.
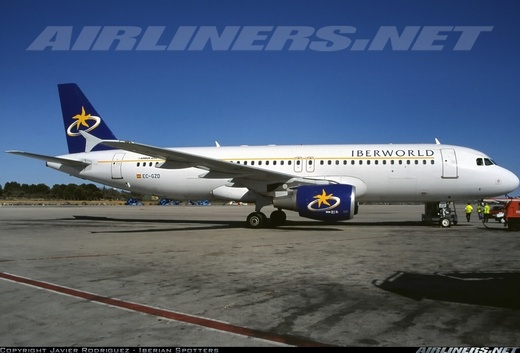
307, 188, 341, 212
314, 189, 333, 208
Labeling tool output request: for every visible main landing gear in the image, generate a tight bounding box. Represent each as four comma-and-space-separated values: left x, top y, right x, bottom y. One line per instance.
246, 209, 287, 228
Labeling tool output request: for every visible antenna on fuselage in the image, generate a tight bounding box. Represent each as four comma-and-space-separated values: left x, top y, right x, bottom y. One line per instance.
435, 138, 441, 145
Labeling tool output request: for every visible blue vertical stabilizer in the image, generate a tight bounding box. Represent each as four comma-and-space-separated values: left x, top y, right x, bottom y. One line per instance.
58, 83, 117, 154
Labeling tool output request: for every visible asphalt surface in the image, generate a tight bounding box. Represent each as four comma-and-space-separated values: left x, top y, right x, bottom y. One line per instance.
1, 204, 519, 347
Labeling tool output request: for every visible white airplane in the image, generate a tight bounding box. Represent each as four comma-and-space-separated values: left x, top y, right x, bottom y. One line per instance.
7, 83, 520, 228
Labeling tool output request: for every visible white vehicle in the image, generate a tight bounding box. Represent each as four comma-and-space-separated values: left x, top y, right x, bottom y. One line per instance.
7, 84, 519, 228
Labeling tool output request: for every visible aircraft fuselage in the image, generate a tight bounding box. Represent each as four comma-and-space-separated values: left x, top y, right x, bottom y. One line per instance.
49, 143, 518, 203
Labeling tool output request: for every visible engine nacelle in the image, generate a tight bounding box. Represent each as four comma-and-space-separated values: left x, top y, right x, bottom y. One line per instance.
273, 184, 356, 221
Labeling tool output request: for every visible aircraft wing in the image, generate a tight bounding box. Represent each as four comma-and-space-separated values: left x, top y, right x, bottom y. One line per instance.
5, 150, 90, 168
84, 133, 330, 193
97, 138, 294, 182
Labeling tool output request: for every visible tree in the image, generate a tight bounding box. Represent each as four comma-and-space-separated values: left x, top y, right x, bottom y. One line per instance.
1, 181, 145, 201
27, 183, 50, 198
4, 182, 21, 197
83, 183, 103, 200
50, 184, 67, 199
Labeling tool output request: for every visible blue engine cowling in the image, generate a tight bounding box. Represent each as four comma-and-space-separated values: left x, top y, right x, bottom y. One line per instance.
273, 184, 356, 221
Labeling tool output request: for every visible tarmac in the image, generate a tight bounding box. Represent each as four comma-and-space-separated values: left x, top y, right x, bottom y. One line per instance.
0, 203, 519, 347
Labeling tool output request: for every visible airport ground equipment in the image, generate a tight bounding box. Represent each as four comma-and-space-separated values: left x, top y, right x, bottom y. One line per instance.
483, 198, 520, 231
422, 201, 458, 227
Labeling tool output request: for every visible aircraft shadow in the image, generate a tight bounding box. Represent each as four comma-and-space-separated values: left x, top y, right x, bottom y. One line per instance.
373, 271, 520, 310
73, 215, 245, 233
73, 215, 472, 233
71, 216, 461, 233
72, 215, 342, 232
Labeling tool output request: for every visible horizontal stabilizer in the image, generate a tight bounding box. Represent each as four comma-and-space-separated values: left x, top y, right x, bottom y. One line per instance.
5, 150, 90, 168
79, 130, 103, 152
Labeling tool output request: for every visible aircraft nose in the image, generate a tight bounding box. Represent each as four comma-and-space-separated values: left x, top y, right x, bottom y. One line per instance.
502, 169, 520, 194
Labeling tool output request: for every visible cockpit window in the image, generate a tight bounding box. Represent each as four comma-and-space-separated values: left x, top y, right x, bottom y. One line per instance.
477, 158, 496, 166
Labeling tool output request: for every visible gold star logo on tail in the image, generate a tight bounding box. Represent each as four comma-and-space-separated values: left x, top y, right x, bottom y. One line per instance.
66, 106, 102, 137
72, 107, 91, 129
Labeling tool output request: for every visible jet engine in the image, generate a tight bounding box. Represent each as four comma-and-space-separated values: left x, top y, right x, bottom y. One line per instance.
273, 184, 356, 221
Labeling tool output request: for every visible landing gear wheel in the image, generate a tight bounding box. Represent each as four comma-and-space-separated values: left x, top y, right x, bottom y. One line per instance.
247, 212, 267, 228
440, 218, 451, 228
270, 210, 287, 227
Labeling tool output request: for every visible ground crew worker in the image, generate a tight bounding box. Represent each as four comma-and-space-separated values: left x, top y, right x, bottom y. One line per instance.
465, 202, 473, 222
483, 203, 491, 223
477, 204, 483, 220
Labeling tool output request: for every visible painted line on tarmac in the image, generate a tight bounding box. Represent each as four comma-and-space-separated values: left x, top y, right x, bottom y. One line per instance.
0, 249, 189, 263
0, 271, 334, 347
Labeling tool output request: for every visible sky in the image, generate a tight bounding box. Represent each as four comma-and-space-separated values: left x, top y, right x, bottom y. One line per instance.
0, 0, 519, 195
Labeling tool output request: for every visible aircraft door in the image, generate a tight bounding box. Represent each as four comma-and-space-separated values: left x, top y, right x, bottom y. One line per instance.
440, 149, 458, 178
111, 153, 125, 179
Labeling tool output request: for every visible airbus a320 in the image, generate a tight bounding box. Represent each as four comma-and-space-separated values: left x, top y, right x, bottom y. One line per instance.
7, 84, 519, 228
